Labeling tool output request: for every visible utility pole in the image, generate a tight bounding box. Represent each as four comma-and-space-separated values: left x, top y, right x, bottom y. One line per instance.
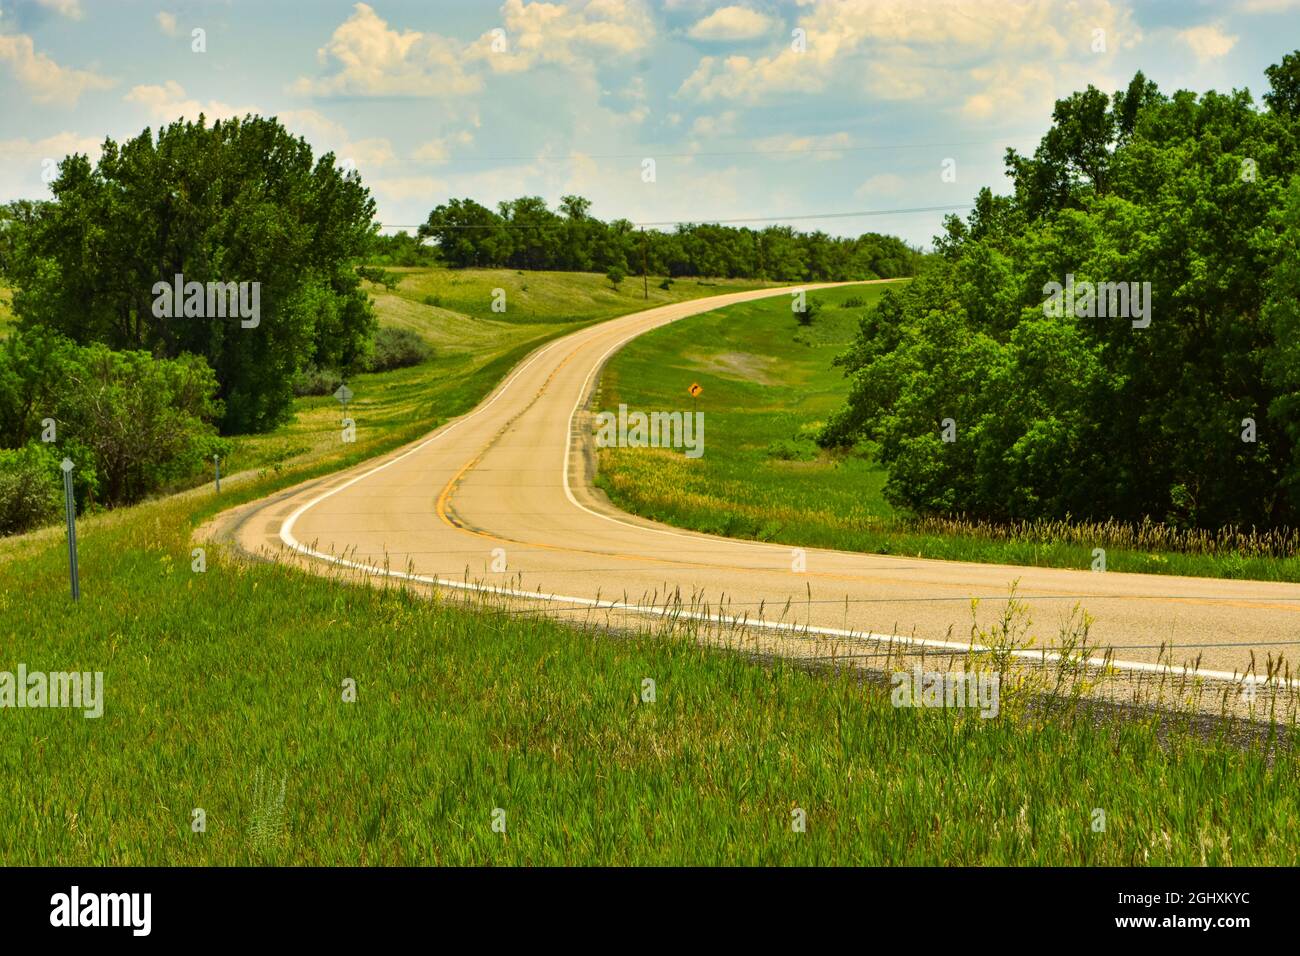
641, 227, 649, 299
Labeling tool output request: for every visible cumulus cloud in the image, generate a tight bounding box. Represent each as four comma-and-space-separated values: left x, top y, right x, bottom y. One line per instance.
125, 80, 257, 124
1178, 23, 1238, 61
471, 0, 655, 73
412, 130, 476, 161
677, 0, 1141, 127
853, 173, 907, 199
293, 2, 481, 97
687, 6, 780, 41
0, 33, 114, 106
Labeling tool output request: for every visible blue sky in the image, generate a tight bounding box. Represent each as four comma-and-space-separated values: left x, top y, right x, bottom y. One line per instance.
1, 0, 1297, 247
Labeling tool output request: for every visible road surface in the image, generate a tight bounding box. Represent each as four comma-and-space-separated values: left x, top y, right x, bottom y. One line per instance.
216, 283, 1300, 686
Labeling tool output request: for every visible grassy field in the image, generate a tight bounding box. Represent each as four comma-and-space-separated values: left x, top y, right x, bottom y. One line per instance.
2, 269, 1297, 865
594, 283, 1300, 582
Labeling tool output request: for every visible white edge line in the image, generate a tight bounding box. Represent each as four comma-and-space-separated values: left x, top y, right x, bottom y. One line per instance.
270, 286, 1297, 692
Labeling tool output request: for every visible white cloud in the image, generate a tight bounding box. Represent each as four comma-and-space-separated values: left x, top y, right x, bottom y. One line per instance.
412, 130, 476, 161
0, 33, 114, 106
36, 0, 83, 20
687, 6, 780, 41
472, 0, 655, 72
961, 63, 1056, 120
157, 12, 179, 37
677, 0, 1141, 127
854, 173, 907, 199
125, 80, 257, 124
1178, 24, 1238, 61
689, 110, 739, 136
293, 2, 481, 97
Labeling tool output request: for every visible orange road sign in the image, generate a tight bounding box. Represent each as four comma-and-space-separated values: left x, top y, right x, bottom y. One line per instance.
688, 383, 703, 397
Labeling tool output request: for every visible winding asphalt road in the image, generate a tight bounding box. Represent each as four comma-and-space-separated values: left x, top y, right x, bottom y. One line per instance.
219, 282, 1300, 684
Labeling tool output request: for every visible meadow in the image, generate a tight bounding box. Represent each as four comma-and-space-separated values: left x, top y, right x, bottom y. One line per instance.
594, 284, 1300, 582
1, 268, 1297, 865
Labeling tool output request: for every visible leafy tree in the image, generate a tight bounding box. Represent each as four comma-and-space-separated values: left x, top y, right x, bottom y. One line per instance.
9, 115, 376, 433
822, 56, 1300, 529
1265, 51, 1300, 119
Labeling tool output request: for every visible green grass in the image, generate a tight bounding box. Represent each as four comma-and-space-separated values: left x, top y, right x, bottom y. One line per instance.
594, 283, 1300, 582
2, 269, 1297, 866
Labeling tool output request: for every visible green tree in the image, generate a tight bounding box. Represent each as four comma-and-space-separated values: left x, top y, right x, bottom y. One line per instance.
10, 115, 376, 433
822, 56, 1300, 529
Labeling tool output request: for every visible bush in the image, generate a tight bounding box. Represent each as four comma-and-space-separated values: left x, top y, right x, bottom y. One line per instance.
0, 442, 61, 534
422, 294, 442, 308
292, 364, 344, 397
767, 437, 819, 462
840, 296, 867, 308
0, 330, 224, 510
364, 327, 432, 373
796, 297, 820, 327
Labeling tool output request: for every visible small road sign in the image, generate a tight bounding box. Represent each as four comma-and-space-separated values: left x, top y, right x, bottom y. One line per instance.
334, 384, 353, 405
688, 383, 703, 397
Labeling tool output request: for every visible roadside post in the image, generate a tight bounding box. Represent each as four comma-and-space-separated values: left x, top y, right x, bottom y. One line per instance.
61, 457, 80, 601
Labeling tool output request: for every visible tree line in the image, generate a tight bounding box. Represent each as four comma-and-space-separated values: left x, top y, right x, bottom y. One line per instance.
820, 52, 1300, 531
415, 194, 923, 281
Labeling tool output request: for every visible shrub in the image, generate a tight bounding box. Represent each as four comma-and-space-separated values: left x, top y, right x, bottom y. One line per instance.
766, 437, 819, 462
364, 327, 432, 373
0, 442, 62, 534
292, 364, 344, 397
0, 330, 223, 511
